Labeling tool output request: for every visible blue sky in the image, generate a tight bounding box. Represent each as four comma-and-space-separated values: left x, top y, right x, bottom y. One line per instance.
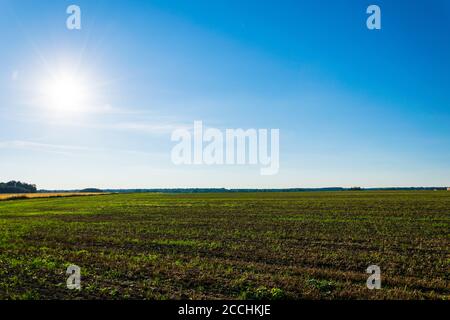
0, 0, 449, 189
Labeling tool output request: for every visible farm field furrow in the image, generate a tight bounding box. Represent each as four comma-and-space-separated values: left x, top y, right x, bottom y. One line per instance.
0, 191, 448, 300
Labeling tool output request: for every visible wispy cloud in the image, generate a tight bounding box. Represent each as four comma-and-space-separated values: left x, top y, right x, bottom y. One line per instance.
11, 70, 19, 81
109, 122, 190, 134
0, 141, 92, 155
43, 119, 191, 134
0, 140, 164, 157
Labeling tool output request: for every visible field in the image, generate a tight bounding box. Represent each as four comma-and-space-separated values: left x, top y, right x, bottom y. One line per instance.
0, 191, 448, 300
0, 193, 107, 201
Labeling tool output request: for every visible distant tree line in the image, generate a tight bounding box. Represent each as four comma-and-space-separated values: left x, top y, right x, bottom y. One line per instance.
98, 187, 449, 193
26, 186, 450, 195
0, 181, 37, 194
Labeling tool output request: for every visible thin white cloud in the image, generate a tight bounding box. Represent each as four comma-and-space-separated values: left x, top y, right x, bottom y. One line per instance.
111, 122, 190, 134
43, 119, 191, 134
11, 70, 19, 81
0, 141, 91, 155
0, 140, 164, 157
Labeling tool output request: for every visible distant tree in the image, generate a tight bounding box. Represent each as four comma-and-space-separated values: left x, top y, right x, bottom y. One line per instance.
0, 181, 37, 193
79, 188, 103, 193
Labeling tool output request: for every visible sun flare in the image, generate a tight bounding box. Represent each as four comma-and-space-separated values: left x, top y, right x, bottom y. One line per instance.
41, 73, 89, 113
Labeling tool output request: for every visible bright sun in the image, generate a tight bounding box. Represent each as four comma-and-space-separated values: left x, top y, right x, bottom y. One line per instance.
41, 73, 89, 113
